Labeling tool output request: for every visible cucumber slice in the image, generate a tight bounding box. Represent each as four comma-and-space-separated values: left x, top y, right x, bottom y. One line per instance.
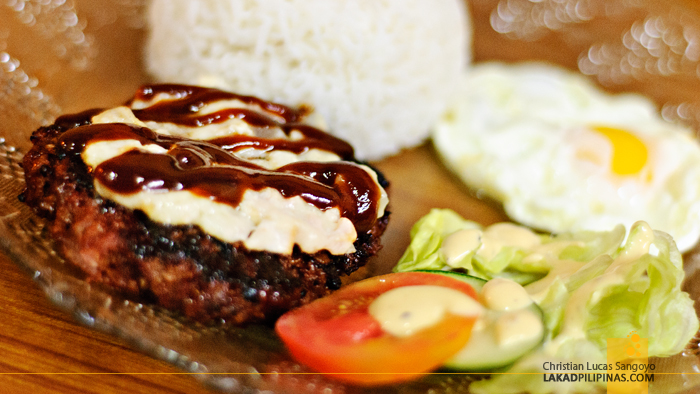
444, 302, 544, 371
416, 270, 545, 371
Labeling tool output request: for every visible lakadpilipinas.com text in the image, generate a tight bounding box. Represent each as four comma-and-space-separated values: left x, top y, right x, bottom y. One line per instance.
542, 361, 655, 383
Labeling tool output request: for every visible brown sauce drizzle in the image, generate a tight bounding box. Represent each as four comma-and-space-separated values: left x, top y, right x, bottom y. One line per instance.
53, 108, 105, 131
128, 84, 306, 124
128, 84, 355, 159
56, 85, 382, 234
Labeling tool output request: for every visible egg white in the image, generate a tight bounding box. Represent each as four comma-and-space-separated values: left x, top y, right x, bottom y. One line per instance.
433, 62, 700, 252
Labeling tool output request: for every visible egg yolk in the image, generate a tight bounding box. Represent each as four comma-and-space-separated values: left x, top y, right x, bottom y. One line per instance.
591, 126, 648, 176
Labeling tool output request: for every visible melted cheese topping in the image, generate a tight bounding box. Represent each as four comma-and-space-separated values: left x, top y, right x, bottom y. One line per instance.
83, 94, 388, 255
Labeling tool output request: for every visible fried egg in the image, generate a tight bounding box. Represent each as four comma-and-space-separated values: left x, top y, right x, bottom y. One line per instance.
433, 62, 700, 252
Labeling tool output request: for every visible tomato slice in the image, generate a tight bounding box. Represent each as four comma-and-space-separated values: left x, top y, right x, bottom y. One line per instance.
275, 272, 479, 385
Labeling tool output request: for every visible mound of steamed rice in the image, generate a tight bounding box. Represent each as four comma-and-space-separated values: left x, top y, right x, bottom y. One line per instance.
144, 0, 471, 160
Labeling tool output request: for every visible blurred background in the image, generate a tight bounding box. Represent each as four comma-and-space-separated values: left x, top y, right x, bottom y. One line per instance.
3, 0, 700, 150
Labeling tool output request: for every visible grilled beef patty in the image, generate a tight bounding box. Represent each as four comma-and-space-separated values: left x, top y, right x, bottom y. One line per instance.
21, 85, 390, 325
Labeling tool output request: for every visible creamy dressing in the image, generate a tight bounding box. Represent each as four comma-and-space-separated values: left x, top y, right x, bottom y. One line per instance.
521, 239, 584, 264
368, 285, 483, 337
446, 307, 544, 368
437, 220, 595, 304
438, 219, 657, 359
543, 221, 655, 353
445, 277, 544, 367
481, 278, 533, 311
495, 309, 543, 347
478, 223, 541, 261
526, 259, 586, 303
477, 278, 541, 347
399, 209, 687, 371
367, 274, 543, 355
440, 222, 544, 265
442, 228, 481, 266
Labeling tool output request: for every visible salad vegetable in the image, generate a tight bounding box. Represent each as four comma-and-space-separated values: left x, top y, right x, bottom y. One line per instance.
420, 270, 547, 371
395, 209, 700, 393
274, 271, 480, 385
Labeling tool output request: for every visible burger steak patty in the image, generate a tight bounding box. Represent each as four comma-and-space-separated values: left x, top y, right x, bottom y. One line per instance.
21, 124, 389, 325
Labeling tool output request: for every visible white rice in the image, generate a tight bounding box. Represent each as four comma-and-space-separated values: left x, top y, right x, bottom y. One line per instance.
144, 0, 471, 160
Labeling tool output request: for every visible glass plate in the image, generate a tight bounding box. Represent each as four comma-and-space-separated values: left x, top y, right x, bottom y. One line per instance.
0, 68, 485, 394
3, 0, 700, 393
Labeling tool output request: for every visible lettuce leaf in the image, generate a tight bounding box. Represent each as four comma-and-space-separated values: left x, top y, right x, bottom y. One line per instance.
394, 209, 481, 272
394, 209, 699, 393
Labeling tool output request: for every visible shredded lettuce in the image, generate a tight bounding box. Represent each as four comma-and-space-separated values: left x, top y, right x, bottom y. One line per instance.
394, 209, 699, 393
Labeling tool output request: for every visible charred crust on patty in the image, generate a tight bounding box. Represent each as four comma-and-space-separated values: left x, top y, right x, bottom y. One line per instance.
21, 95, 390, 325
